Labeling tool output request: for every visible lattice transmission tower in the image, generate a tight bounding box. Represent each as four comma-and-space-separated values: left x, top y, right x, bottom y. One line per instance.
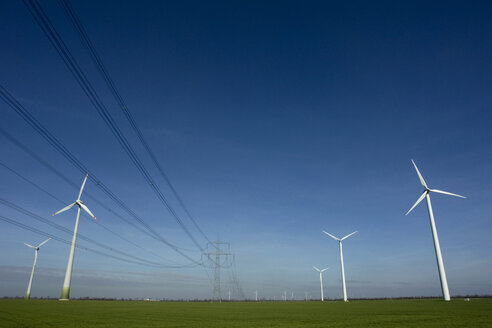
204, 239, 231, 301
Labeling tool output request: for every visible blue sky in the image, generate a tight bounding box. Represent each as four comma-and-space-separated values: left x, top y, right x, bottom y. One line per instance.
0, 0, 491, 300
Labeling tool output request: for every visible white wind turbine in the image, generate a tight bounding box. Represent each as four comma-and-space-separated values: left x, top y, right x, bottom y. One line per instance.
322, 230, 357, 302
52, 174, 96, 300
312, 266, 328, 301
406, 159, 465, 301
24, 238, 50, 300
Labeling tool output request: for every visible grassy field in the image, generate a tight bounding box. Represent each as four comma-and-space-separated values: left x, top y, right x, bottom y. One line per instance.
0, 298, 491, 327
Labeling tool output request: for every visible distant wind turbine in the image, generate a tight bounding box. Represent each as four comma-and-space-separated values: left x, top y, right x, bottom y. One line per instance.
406, 160, 465, 301
52, 174, 96, 300
323, 230, 357, 302
312, 266, 328, 301
24, 238, 50, 300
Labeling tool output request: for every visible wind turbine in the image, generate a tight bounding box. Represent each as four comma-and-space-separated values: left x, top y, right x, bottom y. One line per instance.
24, 238, 50, 300
312, 266, 328, 301
323, 230, 357, 302
406, 159, 465, 301
52, 174, 96, 300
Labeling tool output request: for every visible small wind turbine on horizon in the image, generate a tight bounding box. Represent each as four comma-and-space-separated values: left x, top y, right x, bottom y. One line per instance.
312, 266, 328, 301
24, 238, 50, 300
323, 230, 357, 302
406, 159, 465, 301
52, 174, 96, 300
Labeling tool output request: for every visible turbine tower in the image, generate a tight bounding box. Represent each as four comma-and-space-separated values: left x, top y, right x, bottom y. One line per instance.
24, 238, 50, 300
312, 266, 328, 301
406, 160, 465, 301
52, 174, 96, 300
323, 230, 357, 302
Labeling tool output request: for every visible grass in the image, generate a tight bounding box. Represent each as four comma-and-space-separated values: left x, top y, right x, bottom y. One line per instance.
0, 299, 491, 327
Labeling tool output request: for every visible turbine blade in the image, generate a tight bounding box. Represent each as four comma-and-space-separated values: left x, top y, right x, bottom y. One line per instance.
321, 268, 329, 272
77, 174, 89, 200
341, 231, 358, 241
313, 266, 320, 272
322, 231, 340, 241
37, 238, 51, 248
406, 191, 427, 215
52, 202, 76, 216
24, 243, 36, 249
80, 203, 96, 220
429, 189, 466, 199
411, 159, 428, 189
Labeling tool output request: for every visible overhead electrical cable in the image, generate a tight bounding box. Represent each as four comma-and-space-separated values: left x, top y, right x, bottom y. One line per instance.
0, 160, 182, 264
0, 127, 177, 249
23, 0, 206, 252
0, 198, 195, 268
0, 85, 202, 266
59, 0, 214, 247
0, 214, 162, 267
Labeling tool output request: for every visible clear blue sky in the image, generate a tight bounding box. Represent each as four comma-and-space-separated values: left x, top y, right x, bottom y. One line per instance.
0, 0, 491, 300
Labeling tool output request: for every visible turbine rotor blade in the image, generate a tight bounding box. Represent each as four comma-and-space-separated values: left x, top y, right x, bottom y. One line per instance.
52, 202, 76, 216
411, 159, 428, 189
322, 231, 340, 241
77, 174, 89, 200
24, 243, 36, 249
37, 238, 51, 248
80, 203, 96, 220
429, 189, 466, 199
313, 266, 320, 272
321, 268, 329, 272
406, 191, 427, 215
341, 231, 358, 241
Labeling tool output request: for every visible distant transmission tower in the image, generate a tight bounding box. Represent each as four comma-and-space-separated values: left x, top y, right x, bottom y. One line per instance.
204, 239, 231, 302
230, 254, 245, 300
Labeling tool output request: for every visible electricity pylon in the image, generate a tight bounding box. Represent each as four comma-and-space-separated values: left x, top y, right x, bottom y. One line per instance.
204, 239, 231, 302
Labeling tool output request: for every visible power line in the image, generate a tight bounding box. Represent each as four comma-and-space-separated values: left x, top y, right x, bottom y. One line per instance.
59, 0, 214, 248
0, 86, 201, 266
0, 127, 183, 252
0, 198, 194, 268
0, 159, 183, 265
23, 0, 206, 252
0, 214, 160, 267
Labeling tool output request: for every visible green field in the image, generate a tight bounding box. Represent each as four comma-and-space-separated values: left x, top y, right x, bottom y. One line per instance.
1, 299, 491, 327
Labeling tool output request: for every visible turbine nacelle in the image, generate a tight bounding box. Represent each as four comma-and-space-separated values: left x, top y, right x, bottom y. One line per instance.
52, 174, 96, 220
406, 160, 465, 216
322, 230, 358, 242
24, 238, 50, 252
313, 266, 329, 273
